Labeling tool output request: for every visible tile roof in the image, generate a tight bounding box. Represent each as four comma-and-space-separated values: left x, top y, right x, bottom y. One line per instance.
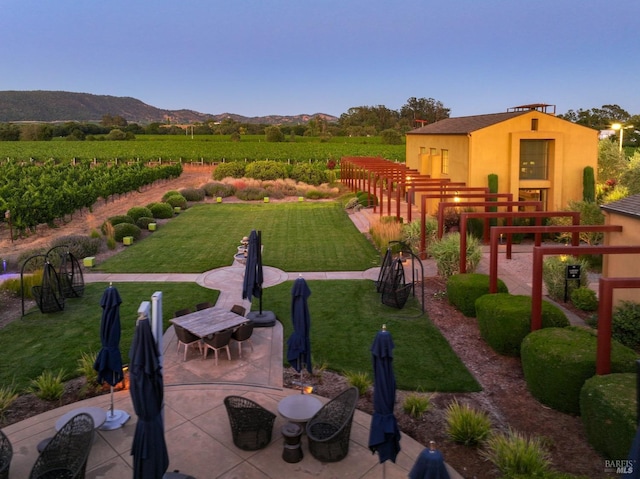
600, 194, 640, 219
407, 111, 528, 135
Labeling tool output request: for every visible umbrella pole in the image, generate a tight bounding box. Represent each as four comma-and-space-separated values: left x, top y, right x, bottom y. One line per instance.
100, 372, 130, 430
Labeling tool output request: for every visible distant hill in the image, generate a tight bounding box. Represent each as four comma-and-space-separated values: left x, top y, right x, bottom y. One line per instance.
0, 90, 338, 125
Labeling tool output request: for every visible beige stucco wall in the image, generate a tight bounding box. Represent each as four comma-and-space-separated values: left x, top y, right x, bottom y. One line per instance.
602, 211, 640, 305
405, 111, 598, 214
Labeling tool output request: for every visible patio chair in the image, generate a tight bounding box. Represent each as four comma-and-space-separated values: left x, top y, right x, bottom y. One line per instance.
223, 396, 276, 451
174, 324, 203, 361
230, 304, 246, 317
29, 412, 95, 479
202, 329, 233, 365
0, 429, 11, 479
195, 301, 213, 311
174, 308, 192, 318
231, 321, 254, 357
306, 387, 359, 462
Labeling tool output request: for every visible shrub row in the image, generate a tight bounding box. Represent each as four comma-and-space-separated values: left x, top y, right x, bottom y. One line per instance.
446, 273, 508, 317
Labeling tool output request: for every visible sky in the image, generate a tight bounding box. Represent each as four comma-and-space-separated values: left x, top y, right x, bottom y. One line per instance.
1, 0, 639, 119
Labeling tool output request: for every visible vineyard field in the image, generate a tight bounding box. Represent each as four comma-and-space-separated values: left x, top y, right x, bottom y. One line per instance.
0, 135, 406, 163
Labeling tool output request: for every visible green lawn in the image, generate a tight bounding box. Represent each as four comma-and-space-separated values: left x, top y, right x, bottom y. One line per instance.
98, 202, 380, 273
0, 282, 217, 391
259, 280, 480, 392
0, 200, 480, 395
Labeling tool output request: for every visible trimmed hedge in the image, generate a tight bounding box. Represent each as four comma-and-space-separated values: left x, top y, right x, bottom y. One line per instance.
101, 215, 134, 235
113, 223, 142, 242
446, 273, 508, 317
148, 202, 174, 219
180, 187, 206, 202
521, 326, 639, 414
580, 373, 637, 460
475, 294, 569, 356
126, 206, 153, 223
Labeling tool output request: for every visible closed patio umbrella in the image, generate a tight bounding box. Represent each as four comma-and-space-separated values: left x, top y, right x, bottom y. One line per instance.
129, 317, 169, 479
368, 325, 401, 464
93, 283, 129, 429
286, 277, 312, 374
242, 229, 263, 308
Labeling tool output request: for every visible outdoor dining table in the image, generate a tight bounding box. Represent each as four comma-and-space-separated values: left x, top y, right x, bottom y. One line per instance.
169, 307, 248, 338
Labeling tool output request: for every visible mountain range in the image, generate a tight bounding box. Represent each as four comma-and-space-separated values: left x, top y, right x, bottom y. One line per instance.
0, 90, 338, 125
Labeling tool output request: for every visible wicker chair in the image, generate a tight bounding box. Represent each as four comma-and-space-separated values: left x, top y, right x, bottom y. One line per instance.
231, 322, 254, 357
306, 387, 359, 462
29, 412, 95, 479
0, 429, 11, 479
230, 304, 246, 317
174, 324, 203, 361
223, 396, 276, 451
202, 329, 233, 365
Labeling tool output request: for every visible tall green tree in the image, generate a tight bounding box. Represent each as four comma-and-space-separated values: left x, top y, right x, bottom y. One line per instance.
399, 97, 450, 128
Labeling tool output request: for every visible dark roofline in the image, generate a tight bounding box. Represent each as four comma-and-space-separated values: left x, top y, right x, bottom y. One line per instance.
600, 194, 640, 220
406, 111, 528, 135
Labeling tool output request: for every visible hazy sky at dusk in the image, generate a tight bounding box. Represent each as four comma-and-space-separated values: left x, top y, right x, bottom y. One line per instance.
1, 0, 638, 118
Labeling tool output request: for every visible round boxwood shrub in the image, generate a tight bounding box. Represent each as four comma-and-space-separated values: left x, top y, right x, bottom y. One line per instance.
113, 223, 142, 242
180, 187, 205, 202
149, 202, 174, 219
163, 193, 187, 209
612, 301, 640, 352
161, 190, 181, 201
356, 191, 378, 207
126, 206, 153, 223
101, 215, 134, 234
520, 326, 638, 414
446, 273, 508, 317
570, 286, 598, 311
475, 294, 569, 356
136, 216, 155, 229
580, 373, 637, 460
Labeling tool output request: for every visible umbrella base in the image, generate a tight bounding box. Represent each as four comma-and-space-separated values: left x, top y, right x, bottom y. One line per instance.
247, 310, 276, 327
99, 409, 130, 430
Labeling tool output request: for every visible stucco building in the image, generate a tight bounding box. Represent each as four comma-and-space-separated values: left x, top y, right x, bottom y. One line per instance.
405, 104, 599, 212
601, 194, 640, 305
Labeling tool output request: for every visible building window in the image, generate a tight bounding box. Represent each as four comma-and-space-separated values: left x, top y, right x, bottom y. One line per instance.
420, 147, 426, 154
519, 140, 548, 179
531, 118, 539, 131
441, 149, 449, 174
430, 148, 437, 156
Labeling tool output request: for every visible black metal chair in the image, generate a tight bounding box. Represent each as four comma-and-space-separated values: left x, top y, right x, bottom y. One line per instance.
231, 321, 254, 357
306, 387, 359, 462
230, 304, 246, 317
174, 324, 203, 361
29, 412, 95, 479
202, 329, 233, 365
195, 301, 214, 311
174, 308, 192, 318
223, 396, 276, 451
0, 429, 12, 479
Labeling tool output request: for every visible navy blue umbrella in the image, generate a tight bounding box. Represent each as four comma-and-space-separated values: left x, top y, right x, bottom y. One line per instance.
129, 317, 169, 479
368, 326, 401, 463
94, 285, 124, 386
286, 277, 312, 374
242, 230, 264, 311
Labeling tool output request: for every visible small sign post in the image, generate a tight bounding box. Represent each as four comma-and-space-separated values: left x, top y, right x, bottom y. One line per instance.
564, 264, 581, 302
